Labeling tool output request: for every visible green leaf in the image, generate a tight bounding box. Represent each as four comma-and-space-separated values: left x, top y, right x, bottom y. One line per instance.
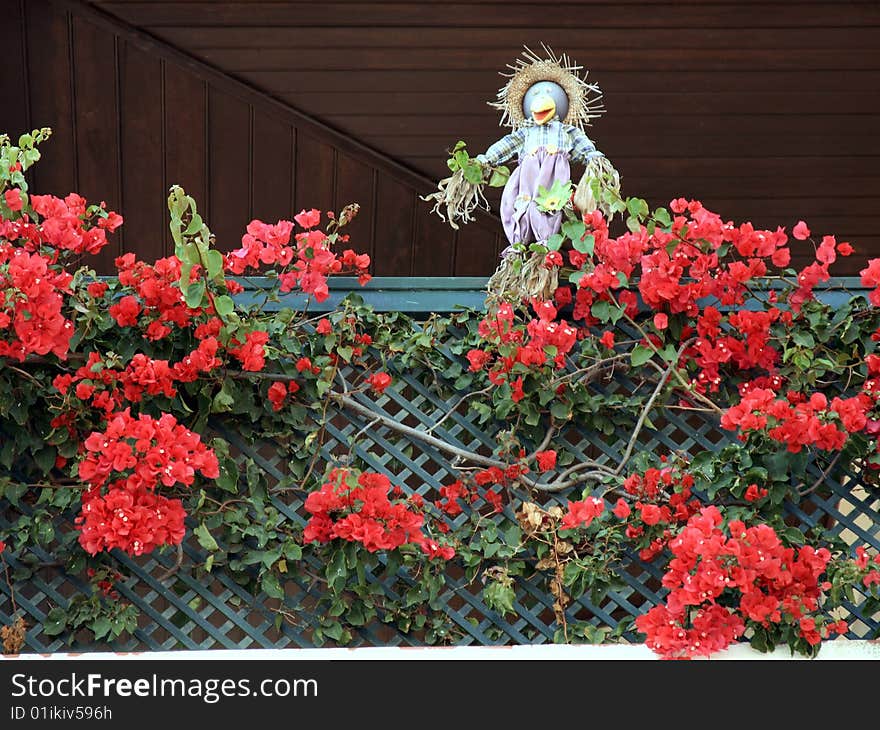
562, 219, 587, 243
322, 621, 344, 641
545, 233, 565, 252
630, 345, 654, 367
184, 213, 204, 235
194, 523, 219, 552
43, 608, 67, 636
462, 163, 483, 185
792, 331, 816, 349
572, 233, 595, 256
534, 179, 572, 213
205, 249, 224, 280
90, 617, 112, 641
550, 401, 571, 420
653, 207, 672, 227
484, 581, 516, 617
180, 245, 201, 265
214, 294, 235, 317
211, 381, 236, 413
659, 344, 677, 362
261, 573, 284, 600
488, 165, 509, 187
590, 299, 623, 324
327, 549, 348, 593
185, 279, 206, 309
626, 197, 649, 219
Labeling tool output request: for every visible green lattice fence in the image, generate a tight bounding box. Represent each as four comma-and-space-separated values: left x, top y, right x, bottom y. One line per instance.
1, 278, 879, 651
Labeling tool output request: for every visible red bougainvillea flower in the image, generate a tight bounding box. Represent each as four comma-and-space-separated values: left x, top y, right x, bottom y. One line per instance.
303, 468, 453, 558
268, 381, 289, 411
744, 484, 769, 502
637, 507, 837, 659
77, 409, 219, 491
0, 539, 6, 554
612, 498, 631, 519
535, 450, 557, 472
4, 188, 23, 212
792, 220, 811, 240
544, 251, 563, 268
294, 208, 321, 229
77, 478, 187, 556
73, 410, 218, 556
560, 497, 604, 530
227, 329, 270, 371
108, 294, 141, 327
368, 372, 392, 394
87, 281, 109, 298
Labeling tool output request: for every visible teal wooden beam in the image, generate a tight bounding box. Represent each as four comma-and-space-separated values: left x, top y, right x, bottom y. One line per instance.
232, 276, 869, 313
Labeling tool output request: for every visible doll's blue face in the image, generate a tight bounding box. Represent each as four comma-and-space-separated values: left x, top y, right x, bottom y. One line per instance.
522, 81, 569, 125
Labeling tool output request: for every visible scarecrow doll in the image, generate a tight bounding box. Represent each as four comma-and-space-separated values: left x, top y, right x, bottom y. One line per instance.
424, 46, 621, 303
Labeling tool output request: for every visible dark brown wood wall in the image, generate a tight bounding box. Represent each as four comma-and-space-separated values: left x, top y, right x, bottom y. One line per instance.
4, 0, 880, 276
0, 0, 501, 275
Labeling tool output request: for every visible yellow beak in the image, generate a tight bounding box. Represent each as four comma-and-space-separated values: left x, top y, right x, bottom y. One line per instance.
530, 95, 556, 125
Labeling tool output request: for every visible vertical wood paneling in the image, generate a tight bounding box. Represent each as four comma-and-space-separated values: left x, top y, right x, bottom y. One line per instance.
454, 224, 498, 276
251, 112, 292, 223
120, 40, 164, 262
373, 177, 414, 275
86, 0, 880, 276
23, 0, 76, 199
412, 206, 455, 276
294, 133, 335, 217
163, 62, 206, 253
72, 15, 121, 273
0, 0, 29, 140
206, 88, 250, 251
334, 153, 375, 258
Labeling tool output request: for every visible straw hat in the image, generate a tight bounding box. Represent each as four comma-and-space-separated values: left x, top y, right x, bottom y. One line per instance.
490, 44, 605, 132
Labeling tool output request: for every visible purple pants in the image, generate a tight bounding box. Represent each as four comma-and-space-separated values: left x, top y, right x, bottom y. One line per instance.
499, 148, 571, 250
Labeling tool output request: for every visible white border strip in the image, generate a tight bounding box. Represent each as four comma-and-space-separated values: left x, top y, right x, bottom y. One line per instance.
3, 641, 879, 661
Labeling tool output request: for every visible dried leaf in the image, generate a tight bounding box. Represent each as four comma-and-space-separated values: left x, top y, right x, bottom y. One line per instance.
2, 616, 26, 655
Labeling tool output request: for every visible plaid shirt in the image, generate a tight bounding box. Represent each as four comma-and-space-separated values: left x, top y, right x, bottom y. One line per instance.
477, 119, 603, 166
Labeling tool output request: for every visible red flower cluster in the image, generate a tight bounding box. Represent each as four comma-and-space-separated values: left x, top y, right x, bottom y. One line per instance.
0, 176, 121, 361
77, 410, 219, 491
558, 203, 852, 393
112, 254, 201, 338
52, 339, 221, 413
75, 410, 218, 556
225, 213, 370, 302
0, 249, 73, 360
861, 258, 880, 307
3, 191, 121, 256
228, 330, 270, 371
368, 372, 392, 394
721, 388, 870, 452
434, 478, 504, 517
636, 506, 844, 659
617, 464, 701, 560
303, 469, 454, 559
77, 477, 188, 557
267, 379, 300, 411
467, 299, 580, 391
560, 497, 605, 530
535, 449, 557, 472
689, 307, 784, 392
